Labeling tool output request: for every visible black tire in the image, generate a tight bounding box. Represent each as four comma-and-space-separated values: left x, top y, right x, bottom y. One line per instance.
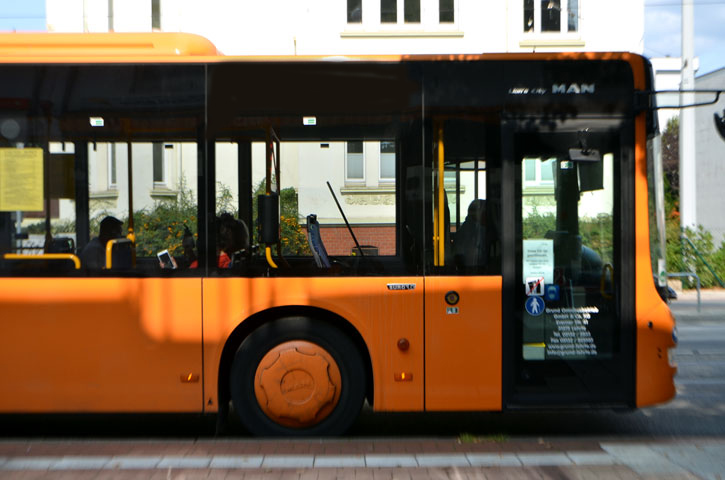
229, 316, 366, 436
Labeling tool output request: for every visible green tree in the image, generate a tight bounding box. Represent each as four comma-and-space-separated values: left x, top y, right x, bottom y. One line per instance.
662, 116, 679, 200
522, 209, 556, 239
132, 182, 197, 257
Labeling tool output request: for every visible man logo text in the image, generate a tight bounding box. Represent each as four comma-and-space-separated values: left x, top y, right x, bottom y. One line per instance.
552, 83, 595, 94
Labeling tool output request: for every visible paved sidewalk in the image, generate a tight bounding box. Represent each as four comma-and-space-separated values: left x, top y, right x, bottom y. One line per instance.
0, 438, 723, 479
668, 288, 725, 321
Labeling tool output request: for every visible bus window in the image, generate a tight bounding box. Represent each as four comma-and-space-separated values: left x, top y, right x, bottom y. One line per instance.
245, 138, 401, 274
433, 118, 501, 275
0, 142, 80, 275
119, 141, 199, 273
298, 140, 397, 257
0, 64, 204, 277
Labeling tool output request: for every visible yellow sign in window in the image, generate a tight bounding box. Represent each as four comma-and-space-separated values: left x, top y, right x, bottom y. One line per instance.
0, 148, 44, 212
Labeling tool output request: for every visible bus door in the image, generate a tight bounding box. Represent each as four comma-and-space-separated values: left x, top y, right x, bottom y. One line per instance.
424, 118, 503, 411
502, 118, 635, 407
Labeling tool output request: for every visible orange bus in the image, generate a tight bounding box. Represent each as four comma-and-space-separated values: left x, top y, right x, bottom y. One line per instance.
0, 33, 676, 436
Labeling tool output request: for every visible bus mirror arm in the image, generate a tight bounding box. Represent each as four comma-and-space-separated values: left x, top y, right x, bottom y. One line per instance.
326, 181, 365, 258
569, 129, 601, 162
640, 89, 723, 110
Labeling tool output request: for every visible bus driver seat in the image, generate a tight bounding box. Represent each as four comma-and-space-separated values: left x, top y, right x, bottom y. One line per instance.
306, 214, 331, 269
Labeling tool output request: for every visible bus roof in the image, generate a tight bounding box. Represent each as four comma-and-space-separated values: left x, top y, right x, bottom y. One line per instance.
0, 32, 221, 62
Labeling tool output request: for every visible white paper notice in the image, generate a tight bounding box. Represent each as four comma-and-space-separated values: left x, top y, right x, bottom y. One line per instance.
523, 239, 554, 284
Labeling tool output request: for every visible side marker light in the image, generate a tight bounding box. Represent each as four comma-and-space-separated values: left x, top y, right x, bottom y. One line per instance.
180, 373, 200, 383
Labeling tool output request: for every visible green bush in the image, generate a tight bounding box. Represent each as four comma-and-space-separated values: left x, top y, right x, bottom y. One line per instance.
664, 177, 725, 287
522, 209, 613, 263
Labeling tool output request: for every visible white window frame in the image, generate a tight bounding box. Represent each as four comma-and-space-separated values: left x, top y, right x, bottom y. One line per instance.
523, 157, 556, 187
438, 0, 455, 24
379, 140, 396, 183
524, 0, 579, 35
107, 143, 117, 189
153, 142, 173, 187
345, 141, 365, 183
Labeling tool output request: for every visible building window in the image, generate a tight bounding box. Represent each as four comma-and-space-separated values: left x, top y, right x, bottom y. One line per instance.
107, 143, 117, 188
524, 0, 578, 33
151, 0, 161, 30
381, 0, 396, 22
524, 0, 534, 31
353, 0, 456, 28
346, 141, 364, 182
541, 0, 560, 31
348, 0, 362, 23
439, 0, 454, 23
567, 0, 578, 32
380, 141, 395, 181
153, 143, 173, 186
404, 0, 420, 23
378, 0, 421, 24
523, 157, 555, 187
152, 143, 164, 184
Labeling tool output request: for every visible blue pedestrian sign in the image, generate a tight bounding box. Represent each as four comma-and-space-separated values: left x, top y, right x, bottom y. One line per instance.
545, 284, 560, 302
525, 296, 545, 316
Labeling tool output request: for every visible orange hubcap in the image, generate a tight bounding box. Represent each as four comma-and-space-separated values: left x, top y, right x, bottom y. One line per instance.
254, 340, 342, 428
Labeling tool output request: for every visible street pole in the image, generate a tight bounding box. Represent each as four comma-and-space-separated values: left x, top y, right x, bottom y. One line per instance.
679, 0, 696, 231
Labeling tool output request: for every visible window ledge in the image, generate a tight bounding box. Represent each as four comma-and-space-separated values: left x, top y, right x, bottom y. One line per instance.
341, 186, 395, 195
341, 30, 463, 39
519, 37, 585, 49
89, 190, 118, 200
523, 185, 555, 195
150, 188, 177, 199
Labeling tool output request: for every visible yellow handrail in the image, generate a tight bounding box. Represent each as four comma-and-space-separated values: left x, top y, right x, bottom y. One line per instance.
601, 263, 614, 300
3, 253, 81, 270
265, 246, 279, 269
434, 123, 446, 266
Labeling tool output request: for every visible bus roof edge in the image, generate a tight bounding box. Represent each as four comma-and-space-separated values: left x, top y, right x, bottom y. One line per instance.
0, 32, 221, 59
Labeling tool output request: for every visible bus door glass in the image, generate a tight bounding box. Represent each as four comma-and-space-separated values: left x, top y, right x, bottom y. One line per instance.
507, 119, 632, 405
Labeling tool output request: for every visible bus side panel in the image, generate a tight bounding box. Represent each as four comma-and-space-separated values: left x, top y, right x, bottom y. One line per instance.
202, 277, 424, 413
634, 115, 677, 406
0, 278, 203, 412
424, 276, 502, 410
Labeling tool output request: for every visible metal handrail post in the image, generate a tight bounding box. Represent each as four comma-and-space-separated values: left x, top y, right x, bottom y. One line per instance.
680, 234, 725, 288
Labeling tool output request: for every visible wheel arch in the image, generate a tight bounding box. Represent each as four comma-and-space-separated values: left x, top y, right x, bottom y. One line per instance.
216, 305, 374, 416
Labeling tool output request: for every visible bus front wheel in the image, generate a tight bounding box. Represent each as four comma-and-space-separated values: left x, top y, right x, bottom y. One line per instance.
229, 317, 365, 436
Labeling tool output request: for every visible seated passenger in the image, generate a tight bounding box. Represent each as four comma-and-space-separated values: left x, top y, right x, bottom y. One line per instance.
181, 214, 249, 269
159, 225, 198, 270
217, 213, 249, 268
453, 199, 487, 269
80, 216, 124, 270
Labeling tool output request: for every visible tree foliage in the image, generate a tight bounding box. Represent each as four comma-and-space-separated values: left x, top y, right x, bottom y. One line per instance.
662, 116, 680, 201
523, 209, 614, 264
661, 118, 725, 287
